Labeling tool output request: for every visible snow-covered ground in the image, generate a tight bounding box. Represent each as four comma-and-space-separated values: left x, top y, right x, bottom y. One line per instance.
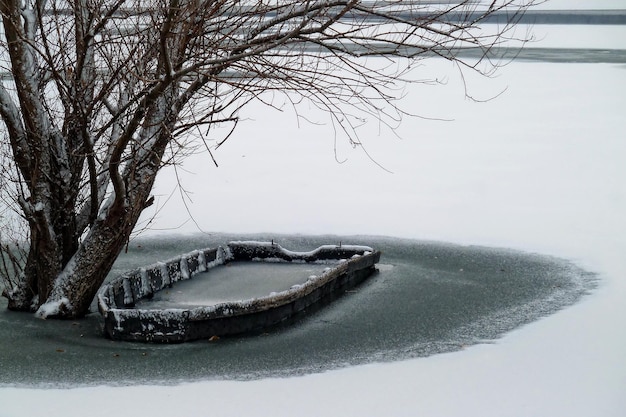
1, 3, 625, 416
541, 0, 624, 9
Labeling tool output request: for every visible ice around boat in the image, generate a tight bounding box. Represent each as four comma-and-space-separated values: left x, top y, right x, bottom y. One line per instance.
97, 241, 381, 342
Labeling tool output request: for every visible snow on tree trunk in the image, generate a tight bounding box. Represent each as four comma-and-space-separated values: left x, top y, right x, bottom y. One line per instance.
36, 214, 132, 318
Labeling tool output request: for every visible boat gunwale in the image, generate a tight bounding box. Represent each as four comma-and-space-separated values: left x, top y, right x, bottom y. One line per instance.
97, 241, 380, 342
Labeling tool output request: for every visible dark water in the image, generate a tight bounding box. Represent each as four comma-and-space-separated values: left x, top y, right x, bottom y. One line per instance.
443, 8, 626, 63
409, 10, 626, 25
454, 47, 626, 64
361, 9, 626, 63
322, 9, 626, 63
0, 234, 596, 388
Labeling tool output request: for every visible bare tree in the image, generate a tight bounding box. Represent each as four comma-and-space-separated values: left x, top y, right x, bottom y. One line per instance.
0, 0, 537, 319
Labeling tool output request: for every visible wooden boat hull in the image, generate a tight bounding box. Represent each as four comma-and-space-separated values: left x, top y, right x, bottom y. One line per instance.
98, 242, 380, 343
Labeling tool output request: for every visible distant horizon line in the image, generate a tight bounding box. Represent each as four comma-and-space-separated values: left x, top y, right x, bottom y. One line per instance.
22, 7, 626, 26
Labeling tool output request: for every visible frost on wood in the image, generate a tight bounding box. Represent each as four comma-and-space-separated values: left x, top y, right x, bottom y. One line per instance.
97, 247, 226, 315
228, 241, 374, 262
180, 256, 190, 280
99, 242, 381, 343
140, 268, 153, 298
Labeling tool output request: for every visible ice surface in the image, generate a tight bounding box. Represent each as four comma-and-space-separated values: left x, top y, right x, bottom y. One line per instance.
1, 11, 625, 417
134, 261, 330, 308
539, 0, 624, 9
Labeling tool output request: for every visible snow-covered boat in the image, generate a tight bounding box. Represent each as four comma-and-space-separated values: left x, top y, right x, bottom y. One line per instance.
97, 241, 381, 343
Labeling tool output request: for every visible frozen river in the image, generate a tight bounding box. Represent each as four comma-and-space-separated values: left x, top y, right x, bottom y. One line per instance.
0, 2, 624, 416
133, 261, 329, 309
0, 234, 595, 386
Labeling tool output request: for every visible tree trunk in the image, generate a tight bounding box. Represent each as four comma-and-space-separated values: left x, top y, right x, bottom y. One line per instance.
36, 214, 131, 318
32, 111, 171, 319
31, 190, 152, 318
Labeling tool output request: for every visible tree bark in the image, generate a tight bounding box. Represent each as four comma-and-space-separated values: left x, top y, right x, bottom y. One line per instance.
35, 97, 175, 318
34, 172, 155, 318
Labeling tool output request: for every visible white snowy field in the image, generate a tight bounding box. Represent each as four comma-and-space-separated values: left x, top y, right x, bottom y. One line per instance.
1, 7, 626, 417
541, 0, 624, 9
